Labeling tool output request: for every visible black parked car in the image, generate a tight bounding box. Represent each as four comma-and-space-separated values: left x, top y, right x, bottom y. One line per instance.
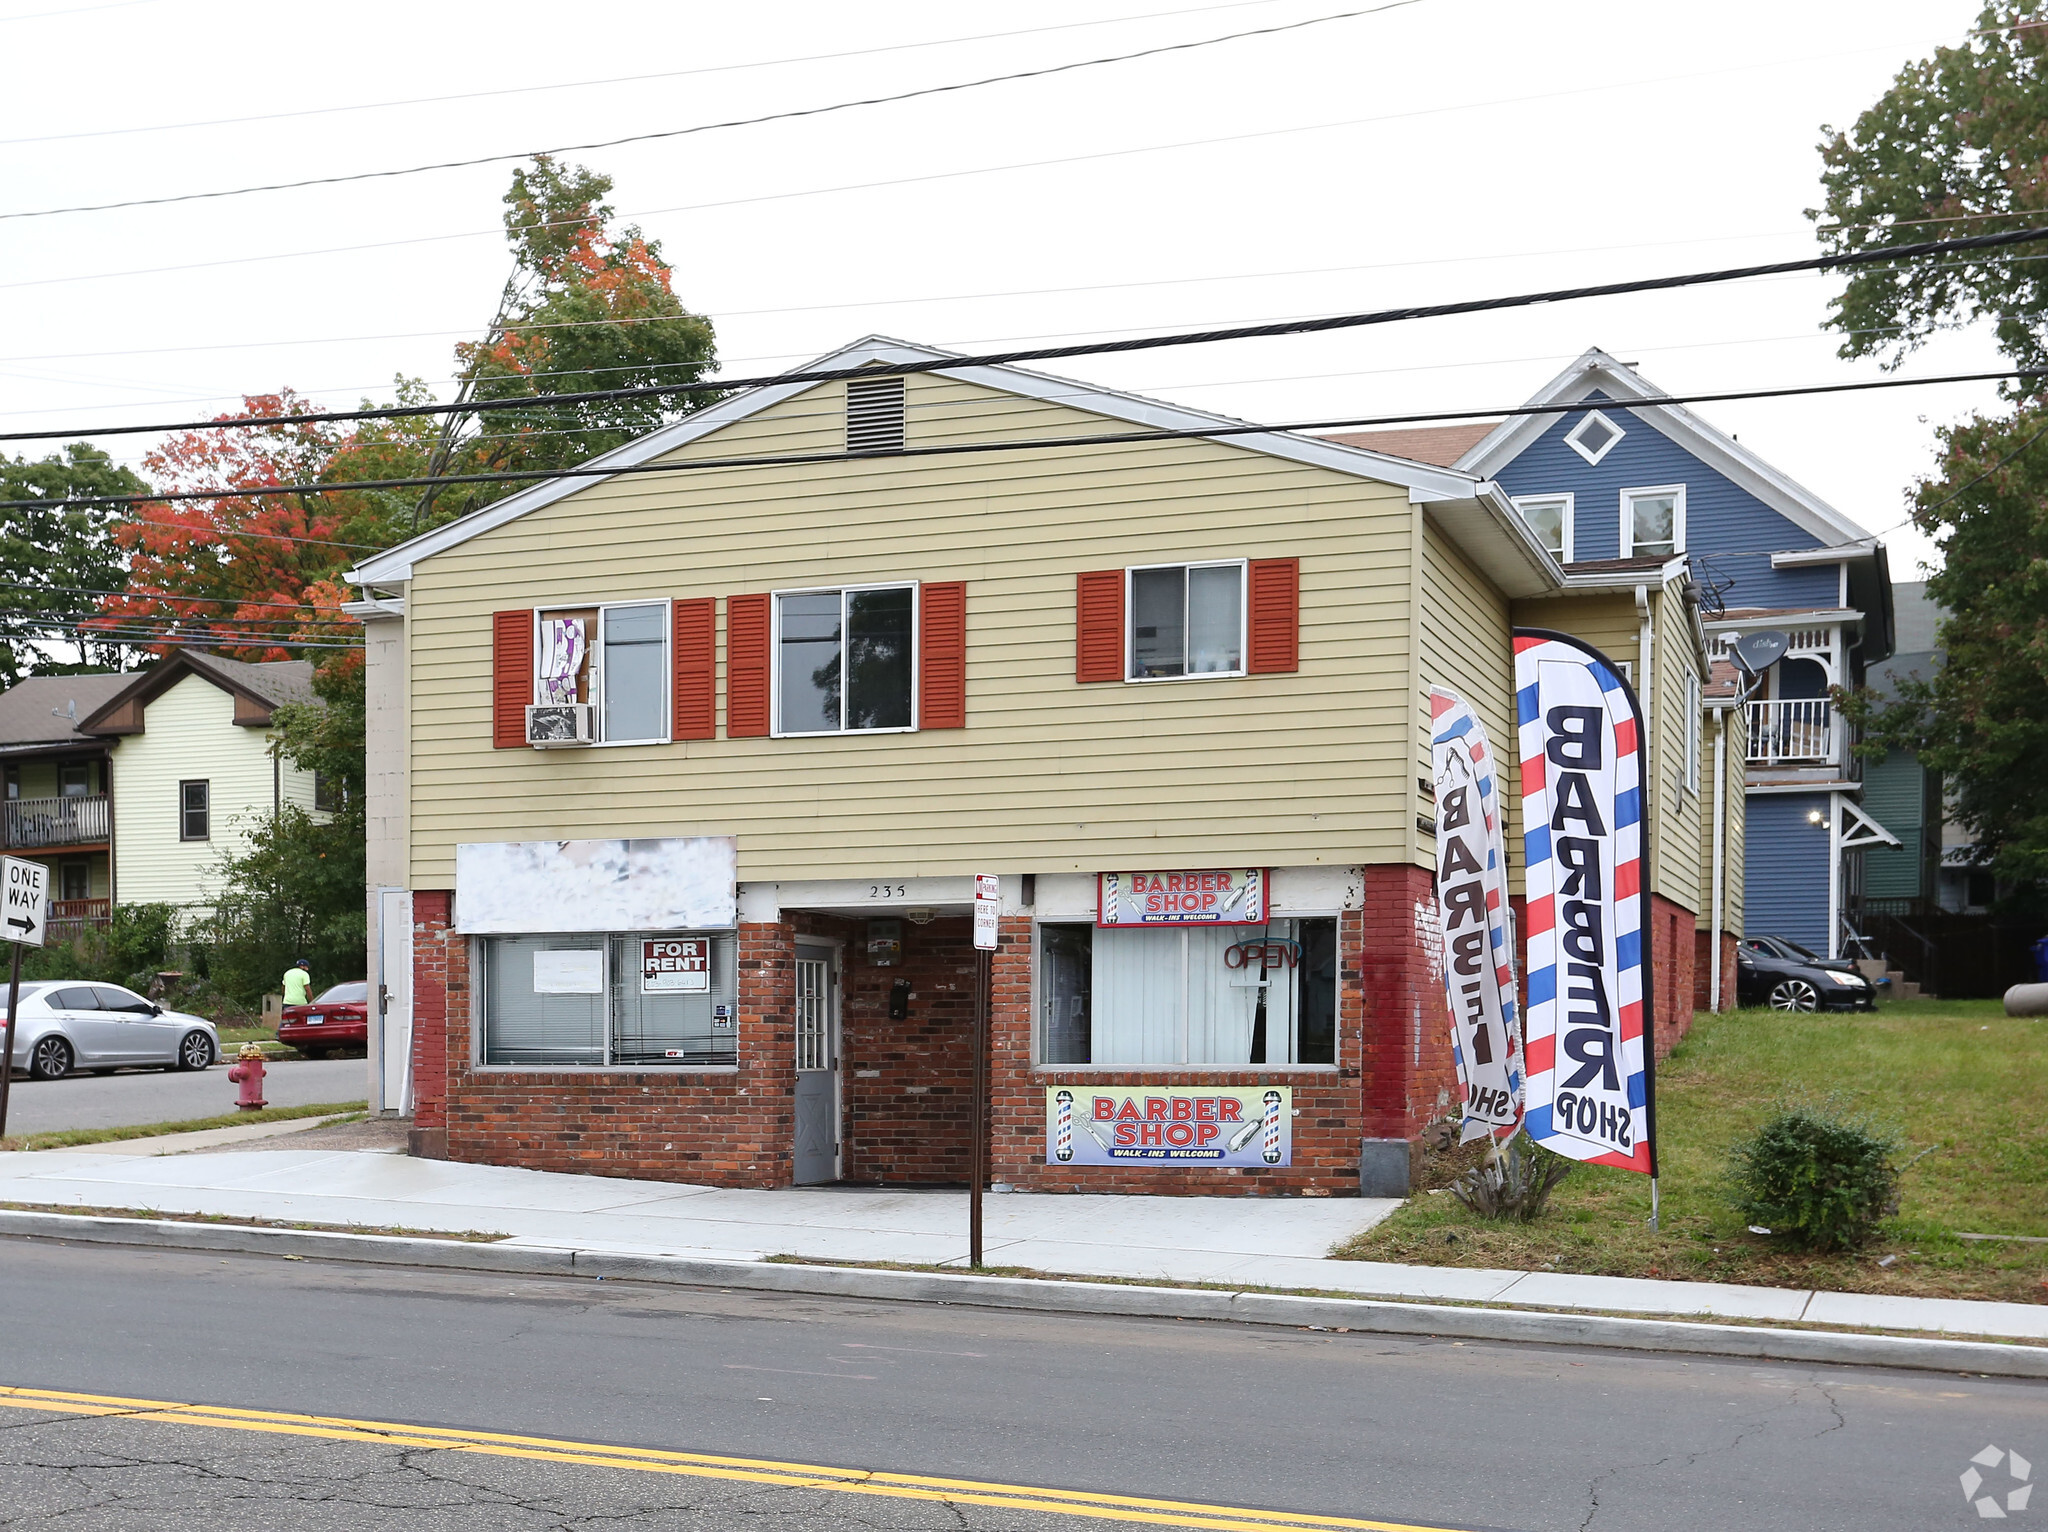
1735, 935, 1879, 1012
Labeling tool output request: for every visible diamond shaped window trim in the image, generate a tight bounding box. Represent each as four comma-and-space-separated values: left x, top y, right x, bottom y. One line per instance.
1564, 409, 1625, 466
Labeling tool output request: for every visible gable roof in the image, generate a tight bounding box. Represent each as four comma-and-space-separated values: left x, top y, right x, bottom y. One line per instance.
1317, 422, 1497, 467
0, 672, 133, 752
1450, 347, 1878, 549
348, 336, 1565, 598
76, 652, 316, 736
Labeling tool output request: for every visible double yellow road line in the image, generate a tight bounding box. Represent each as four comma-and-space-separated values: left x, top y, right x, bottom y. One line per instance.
0, 1384, 1464, 1532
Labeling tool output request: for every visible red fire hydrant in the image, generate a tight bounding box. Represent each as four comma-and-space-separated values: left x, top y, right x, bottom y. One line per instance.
227, 1043, 268, 1111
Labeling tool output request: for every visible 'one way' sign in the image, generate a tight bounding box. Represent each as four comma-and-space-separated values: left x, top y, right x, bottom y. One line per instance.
2, 857, 48, 947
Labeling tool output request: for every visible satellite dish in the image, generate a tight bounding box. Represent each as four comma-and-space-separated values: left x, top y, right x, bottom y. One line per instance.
1731, 630, 1789, 676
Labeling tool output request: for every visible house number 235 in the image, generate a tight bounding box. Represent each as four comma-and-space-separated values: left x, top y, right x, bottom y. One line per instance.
869, 883, 908, 899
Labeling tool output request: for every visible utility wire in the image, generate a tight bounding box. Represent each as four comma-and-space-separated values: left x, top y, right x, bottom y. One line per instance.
0, 582, 345, 612
3, 367, 2041, 517
0, 3, 1419, 222
1866, 419, 2048, 538
8, 221, 2047, 447
0, 0, 1301, 146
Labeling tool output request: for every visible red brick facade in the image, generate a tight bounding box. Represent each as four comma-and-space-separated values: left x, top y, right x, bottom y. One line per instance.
1694, 928, 1737, 1014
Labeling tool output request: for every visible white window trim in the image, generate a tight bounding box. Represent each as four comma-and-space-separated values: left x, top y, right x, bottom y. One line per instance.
769, 580, 922, 738
533, 599, 674, 747
1511, 493, 1575, 563
1620, 483, 1687, 559
1122, 558, 1249, 684
1564, 408, 1626, 466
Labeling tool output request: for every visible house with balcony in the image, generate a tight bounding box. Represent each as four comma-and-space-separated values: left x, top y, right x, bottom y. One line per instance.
0, 652, 324, 933
1331, 347, 1897, 967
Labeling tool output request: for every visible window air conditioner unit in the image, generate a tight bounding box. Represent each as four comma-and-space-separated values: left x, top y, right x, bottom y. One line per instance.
525, 703, 596, 747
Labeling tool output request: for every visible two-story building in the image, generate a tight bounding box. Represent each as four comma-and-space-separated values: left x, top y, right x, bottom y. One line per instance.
347, 336, 1726, 1195
1336, 348, 1893, 976
0, 652, 325, 931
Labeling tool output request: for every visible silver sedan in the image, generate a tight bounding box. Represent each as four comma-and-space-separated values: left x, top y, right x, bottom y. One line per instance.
4, 981, 219, 1080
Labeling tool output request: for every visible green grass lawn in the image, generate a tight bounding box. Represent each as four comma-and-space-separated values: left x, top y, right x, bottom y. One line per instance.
0, 1101, 366, 1153
1335, 998, 2048, 1304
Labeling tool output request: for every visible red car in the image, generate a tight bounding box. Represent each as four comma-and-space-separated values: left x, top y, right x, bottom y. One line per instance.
278, 980, 370, 1058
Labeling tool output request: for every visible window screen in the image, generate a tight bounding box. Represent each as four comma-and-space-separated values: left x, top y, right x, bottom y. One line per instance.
601, 602, 667, 742
482, 933, 737, 1068
1515, 496, 1569, 559
1038, 919, 1336, 1065
1129, 564, 1243, 679
179, 780, 209, 841
1627, 491, 1680, 558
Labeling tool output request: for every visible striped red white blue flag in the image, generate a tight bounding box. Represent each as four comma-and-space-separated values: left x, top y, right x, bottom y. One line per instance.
1429, 687, 1523, 1142
1513, 629, 1657, 1174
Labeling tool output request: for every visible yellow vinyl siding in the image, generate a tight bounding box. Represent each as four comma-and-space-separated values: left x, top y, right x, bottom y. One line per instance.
1419, 519, 1516, 881
1654, 588, 1704, 913
1700, 701, 1746, 935
403, 374, 1434, 886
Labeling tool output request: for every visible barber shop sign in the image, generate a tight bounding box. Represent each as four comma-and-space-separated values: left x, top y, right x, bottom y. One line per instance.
1513, 630, 1657, 1175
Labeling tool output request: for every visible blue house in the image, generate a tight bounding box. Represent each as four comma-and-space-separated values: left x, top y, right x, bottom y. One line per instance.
1333, 349, 1900, 979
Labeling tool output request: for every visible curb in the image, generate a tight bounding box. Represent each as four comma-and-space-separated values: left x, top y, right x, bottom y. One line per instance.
3, 1208, 2043, 1379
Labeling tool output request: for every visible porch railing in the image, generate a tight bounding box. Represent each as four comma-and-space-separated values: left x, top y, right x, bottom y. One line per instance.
47, 898, 110, 934
1746, 699, 1835, 765
2, 794, 110, 849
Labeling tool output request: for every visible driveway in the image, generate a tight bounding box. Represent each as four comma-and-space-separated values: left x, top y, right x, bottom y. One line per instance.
2, 1056, 367, 1136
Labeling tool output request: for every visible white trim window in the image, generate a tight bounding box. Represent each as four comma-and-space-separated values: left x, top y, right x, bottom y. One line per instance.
1127, 560, 1246, 680
774, 583, 919, 735
535, 600, 671, 744
480, 932, 738, 1068
1512, 493, 1574, 562
1621, 484, 1686, 559
1564, 409, 1626, 466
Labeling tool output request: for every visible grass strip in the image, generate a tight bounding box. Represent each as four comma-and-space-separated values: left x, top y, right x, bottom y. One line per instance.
0, 1199, 506, 1243
0, 1100, 366, 1153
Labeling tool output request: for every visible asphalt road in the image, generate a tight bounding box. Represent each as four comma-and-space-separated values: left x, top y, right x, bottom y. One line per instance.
0, 1240, 2037, 1531
0, 1055, 368, 1135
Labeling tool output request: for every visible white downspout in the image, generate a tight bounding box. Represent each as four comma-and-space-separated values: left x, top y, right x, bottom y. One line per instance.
1709, 708, 1727, 1012
1634, 582, 1654, 809
1827, 790, 1842, 960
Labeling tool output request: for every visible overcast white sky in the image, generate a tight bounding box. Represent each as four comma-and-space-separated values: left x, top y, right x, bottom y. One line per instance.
0, 0, 1998, 581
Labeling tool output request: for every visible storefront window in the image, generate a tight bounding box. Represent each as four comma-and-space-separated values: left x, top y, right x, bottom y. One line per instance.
481, 933, 738, 1067
1038, 919, 1336, 1066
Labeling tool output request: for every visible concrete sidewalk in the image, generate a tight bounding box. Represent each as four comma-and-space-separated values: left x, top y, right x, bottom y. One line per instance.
1, 1144, 2042, 1343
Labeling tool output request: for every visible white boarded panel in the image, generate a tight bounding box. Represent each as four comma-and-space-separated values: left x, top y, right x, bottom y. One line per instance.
457, 837, 737, 933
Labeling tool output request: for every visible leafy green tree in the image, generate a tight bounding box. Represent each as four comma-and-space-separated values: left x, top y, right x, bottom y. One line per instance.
1813, 6, 2048, 374
0, 443, 150, 681
428, 156, 721, 517
1846, 409, 2048, 884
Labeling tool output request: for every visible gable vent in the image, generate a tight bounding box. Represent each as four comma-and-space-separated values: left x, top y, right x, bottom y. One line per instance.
846, 375, 906, 454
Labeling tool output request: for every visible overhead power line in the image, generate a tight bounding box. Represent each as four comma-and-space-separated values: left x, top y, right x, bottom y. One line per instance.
0, 582, 354, 612
0, 3, 1419, 223
7, 221, 2046, 448
2, 366, 2039, 517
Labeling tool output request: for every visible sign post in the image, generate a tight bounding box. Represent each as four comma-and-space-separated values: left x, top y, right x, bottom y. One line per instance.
0, 856, 50, 1141
969, 874, 999, 1268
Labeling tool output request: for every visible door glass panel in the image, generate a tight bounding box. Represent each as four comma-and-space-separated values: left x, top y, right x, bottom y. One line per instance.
1130, 567, 1185, 678
1041, 924, 1093, 1065
601, 603, 666, 742
778, 593, 843, 733
92, 985, 152, 1014
1187, 565, 1243, 674
52, 986, 100, 1011
845, 587, 914, 729
795, 958, 829, 1070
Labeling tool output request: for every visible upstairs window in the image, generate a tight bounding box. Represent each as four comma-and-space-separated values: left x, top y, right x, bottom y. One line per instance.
846, 376, 906, 453
1129, 561, 1244, 679
1565, 409, 1625, 465
179, 780, 209, 841
531, 601, 671, 744
1622, 485, 1685, 559
1513, 493, 1573, 562
776, 585, 917, 734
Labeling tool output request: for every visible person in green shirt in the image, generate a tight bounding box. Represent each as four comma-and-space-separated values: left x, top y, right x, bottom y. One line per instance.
282, 960, 312, 1007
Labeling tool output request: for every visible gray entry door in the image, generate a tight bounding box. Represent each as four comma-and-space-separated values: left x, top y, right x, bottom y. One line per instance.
793, 949, 839, 1184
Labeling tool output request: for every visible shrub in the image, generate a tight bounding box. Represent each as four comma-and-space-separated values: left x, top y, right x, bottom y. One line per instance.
1450, 1137, 1573, 1221
1726, 1104, 1902, 1252
20, 902, 176, 988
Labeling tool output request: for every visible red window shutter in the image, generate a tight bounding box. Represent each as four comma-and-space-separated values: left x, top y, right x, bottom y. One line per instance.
671, 597, 715, 741
726, 593, 771, 738
1074, 569, 1125, 684
918, 581, 967, 729
1246, 557, 1300, 674
491, 610, 532, 748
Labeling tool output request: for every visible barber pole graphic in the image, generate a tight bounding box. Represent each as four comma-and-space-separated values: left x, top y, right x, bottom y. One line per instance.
1261, 1090, 1283, 1164
1513, 631, 1657, 1174
1430, 688, 1524, 1142
1055, 1089, 1075, 1162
